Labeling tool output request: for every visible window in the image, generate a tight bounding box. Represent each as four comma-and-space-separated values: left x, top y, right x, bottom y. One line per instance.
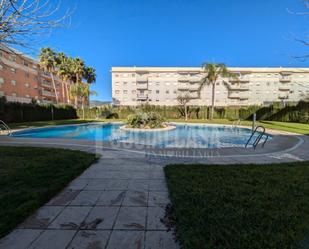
115, 90, 120, 94
132, 73, 135, 77
132, 90, 136, 94
25, 83, 30, 88
11, 80, 16, 86
25, 72, 29, 78
24, 61, 29, 67
173, 90, 177, 94
123, 82, 127, 85
0, 64, 3, 70
156, 90, 160, 94
148, 90, 152, 94
0, 77, 4, 84
10, 68, 16, 73
166, 90, 169, 94
123, 90, 128, 94
12, 93, 17, 97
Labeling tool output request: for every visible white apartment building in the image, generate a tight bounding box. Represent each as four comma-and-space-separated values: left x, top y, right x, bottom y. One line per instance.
111, 67, 309, 106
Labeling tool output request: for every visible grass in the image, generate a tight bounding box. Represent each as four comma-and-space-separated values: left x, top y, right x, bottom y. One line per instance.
0, 146, 98, 238
165, 163, 309, 249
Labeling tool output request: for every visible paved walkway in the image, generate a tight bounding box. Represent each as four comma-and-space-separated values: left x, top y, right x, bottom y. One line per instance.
0, 132, 309, 249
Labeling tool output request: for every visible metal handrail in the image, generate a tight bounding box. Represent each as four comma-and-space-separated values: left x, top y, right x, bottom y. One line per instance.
0, 120, 11, 135
245, 125, 269, 149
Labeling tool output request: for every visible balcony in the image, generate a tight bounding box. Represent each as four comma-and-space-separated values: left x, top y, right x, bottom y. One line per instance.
178, 77, 189, 82
278, 93, 289, 99
42, 90, 55, 97
41, 82, 52, 88
136, 83, 148, 90
137, 95, 148, 100
228, 92, 240, 99
178, 86, 189, 91
239, 93, 249, 100
279, 76, 291, 82
229, 77, 250, 83
136, 76, 148, 83
189, 78, 201, 83
278, 86, 290, 91
229, 84, 249, 91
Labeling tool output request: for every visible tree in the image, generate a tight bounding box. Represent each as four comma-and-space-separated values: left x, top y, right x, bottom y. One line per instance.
199, 63, 235, 120
79, 83, 97, 120
177, 94, 192, 121
39, 47, 59, 103
0, 0, 72, 48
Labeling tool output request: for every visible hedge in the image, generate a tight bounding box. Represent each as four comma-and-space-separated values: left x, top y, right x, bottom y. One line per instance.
0, 97, 77, 123
78, 101, 309, 124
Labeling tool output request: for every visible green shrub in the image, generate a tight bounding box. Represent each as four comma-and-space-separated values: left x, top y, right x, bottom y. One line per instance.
126, 111, 165, 129
0, 101, 77, 123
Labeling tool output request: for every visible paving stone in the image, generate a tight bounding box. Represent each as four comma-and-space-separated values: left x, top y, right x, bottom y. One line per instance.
149, 180, 168, 191
148, 191, 170, 207
96, 191, 126, 206
66, 179, 89, 191
81, 207, 119, 229
46, 190, 80, 206
114, 207, 147, 230
145, 231, 179, 249
67, 230, 110, 249
123, 191, 148, 206
48, 206, 91, 229
19, 206, 64, 229
149, 170, 165, 179
70, 191, 102, 206
28, 230, 76, 249
128, 179, 149, 191
106, 231, 145, 249
85, 179, 129, 190
147, 207, 167, 230
0, 229, 43, 249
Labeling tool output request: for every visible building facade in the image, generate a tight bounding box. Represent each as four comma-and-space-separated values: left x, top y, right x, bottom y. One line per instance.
112, 67, 309, 106
0, 46, 66, 104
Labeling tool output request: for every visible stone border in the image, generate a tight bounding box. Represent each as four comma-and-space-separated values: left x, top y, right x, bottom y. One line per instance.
119, 125, 176, 132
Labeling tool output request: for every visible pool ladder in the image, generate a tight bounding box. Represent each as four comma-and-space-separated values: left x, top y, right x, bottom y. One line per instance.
0, 120, 11, 135
245, 125, 269, 150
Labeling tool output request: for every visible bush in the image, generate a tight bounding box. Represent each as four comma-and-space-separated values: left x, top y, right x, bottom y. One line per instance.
126, 111, 165, 129
0, 98, 77, 123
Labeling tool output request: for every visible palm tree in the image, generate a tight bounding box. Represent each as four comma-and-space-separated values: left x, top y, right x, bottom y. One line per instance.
55, 52, 70, 104
199, 63, 235, 120
39, 48, 59, 104
79, 83, 97, 119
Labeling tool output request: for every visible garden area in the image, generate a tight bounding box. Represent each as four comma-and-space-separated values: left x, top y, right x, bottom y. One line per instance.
0, 146, 97, 237
165, 162, 309, 249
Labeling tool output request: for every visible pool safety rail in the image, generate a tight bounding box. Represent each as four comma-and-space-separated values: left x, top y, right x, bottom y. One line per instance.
245, 125, 269, 150
0, 120, 11, 135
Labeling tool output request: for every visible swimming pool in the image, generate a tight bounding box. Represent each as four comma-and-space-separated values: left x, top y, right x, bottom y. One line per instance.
11, 123, 267, 149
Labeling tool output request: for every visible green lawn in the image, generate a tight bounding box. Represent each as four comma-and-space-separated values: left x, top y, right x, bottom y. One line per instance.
165, 163, 309, 249
0, 146, 97, 238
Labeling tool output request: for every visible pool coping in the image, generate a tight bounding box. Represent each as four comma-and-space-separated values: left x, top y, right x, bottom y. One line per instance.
0, 121, 304, 158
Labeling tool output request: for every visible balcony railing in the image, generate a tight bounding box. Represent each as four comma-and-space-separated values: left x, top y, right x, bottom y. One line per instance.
41, 82, 52, 88
136, 83, 148, 90
279, 76, 291, 82
178, 86, 189, 91
278, 93, 289, 99
42, 90, 55, 97
137, 95, 148, 100
278, 86, 290, 91
229, 77, 250, 83
229, 85, 249, 91
136, 76, 148, 83
178, 77, 189, 82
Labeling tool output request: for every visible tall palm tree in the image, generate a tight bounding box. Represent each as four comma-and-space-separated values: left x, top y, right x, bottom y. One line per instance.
79, 83, 97, 119
199, 63, 235, 120
39, 48, 59, 104
55, 52, 70, 104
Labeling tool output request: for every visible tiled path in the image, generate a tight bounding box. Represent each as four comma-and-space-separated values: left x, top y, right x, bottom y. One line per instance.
1, 133, 309, 249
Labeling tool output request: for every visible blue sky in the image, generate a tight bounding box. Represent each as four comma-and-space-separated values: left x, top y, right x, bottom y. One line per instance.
28, 0, 309, 101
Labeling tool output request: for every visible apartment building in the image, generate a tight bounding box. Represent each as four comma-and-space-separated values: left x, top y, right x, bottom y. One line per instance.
111, 67, 309, 106
0, 46, 65, 104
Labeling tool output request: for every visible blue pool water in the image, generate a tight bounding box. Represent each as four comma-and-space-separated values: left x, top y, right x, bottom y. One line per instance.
12, 123, 264, 148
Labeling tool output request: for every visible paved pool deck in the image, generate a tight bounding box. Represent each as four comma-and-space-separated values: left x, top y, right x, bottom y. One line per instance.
0, 129, 308, 249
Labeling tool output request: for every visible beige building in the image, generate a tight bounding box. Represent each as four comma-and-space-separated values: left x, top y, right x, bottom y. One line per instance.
111, 66, 309, 106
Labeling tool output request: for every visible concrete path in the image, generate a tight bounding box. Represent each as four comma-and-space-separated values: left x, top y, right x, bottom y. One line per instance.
1, 133, 309, 249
